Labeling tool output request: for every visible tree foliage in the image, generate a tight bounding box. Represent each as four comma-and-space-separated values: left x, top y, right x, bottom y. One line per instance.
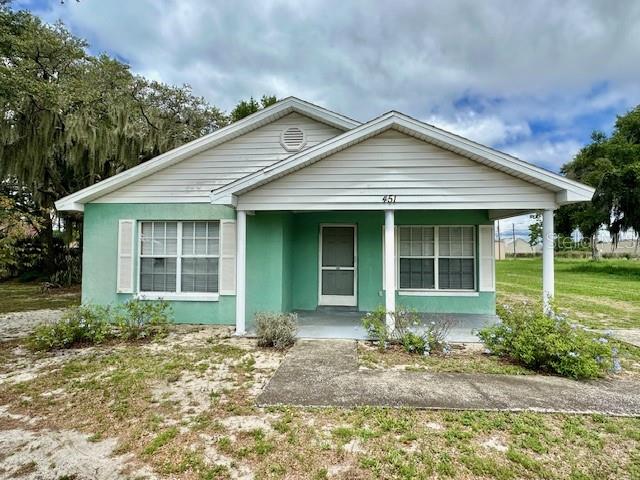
557, 107, 640, 254
528, 213, 542, 247
0, 6, 276, 280
229, 95, 277, 122
0, 9, 227, 212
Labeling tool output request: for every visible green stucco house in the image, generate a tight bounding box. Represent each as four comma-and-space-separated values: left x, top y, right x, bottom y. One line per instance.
56, 97, 594, 336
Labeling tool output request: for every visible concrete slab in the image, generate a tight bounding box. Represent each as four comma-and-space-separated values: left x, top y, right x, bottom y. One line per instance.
294, 310, 499, 343
257, 339, 640, 416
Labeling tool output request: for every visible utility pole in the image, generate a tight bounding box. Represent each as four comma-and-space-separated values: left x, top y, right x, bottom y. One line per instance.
512, 224, 516, 257
496, 222, 502, 260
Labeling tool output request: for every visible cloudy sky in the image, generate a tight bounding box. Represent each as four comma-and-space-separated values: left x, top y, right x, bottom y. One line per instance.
14, 0, 640, 234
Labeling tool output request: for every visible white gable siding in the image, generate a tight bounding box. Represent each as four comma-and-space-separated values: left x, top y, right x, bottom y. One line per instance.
95, 113, 342, 203
237, 130, 557, 210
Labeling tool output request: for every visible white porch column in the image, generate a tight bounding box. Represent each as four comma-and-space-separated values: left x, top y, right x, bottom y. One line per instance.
384, 209, 396, 331
542, 209, 555, 315
235, 210, 247, 335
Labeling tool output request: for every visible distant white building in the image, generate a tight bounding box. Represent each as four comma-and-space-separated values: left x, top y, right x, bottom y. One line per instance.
504, 238, 542, 255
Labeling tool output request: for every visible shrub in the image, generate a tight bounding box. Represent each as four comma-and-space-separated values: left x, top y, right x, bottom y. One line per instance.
255, 312, 297, 350
478, 302, 615, 379
361, 306, 453, 354
398, 320, 453, 355
29, 304, 112, 350
400, 331, 428, 355
362, 306, 391, 350
114, 299, 172, 340
28, 299, 173, 351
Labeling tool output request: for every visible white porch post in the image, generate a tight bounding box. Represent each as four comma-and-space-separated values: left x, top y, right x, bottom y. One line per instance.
235, 209, 247, 335
542, 209, 555, 315
384, 209, 396, 331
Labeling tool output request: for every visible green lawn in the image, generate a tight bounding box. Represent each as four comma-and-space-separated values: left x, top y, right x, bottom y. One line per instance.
0, 281, 80, 314
496, 257, 640, 329
1, 329, 639, 480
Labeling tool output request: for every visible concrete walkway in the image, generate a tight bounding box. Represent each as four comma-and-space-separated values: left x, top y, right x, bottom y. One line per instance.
257, 340, 640, 416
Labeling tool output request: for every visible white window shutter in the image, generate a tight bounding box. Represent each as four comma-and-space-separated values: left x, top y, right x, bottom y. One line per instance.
117, 220, 135, 293
479, 225, 495, 292
219, 220, 236, 295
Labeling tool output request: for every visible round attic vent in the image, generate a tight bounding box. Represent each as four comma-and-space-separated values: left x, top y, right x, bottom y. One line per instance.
280, 127, 306, 152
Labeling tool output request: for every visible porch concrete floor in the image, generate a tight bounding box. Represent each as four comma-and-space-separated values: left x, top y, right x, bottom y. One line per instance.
294, 310, 499, 343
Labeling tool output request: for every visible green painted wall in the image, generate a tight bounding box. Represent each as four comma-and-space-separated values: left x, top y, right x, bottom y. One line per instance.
82, 204, 495, 326
287, 209, 494, 314
396, 292, 496, 314
290, 211, 385, 311
281, 214, 294, 312
82, 203, 236, 324
245, 212, 294, 329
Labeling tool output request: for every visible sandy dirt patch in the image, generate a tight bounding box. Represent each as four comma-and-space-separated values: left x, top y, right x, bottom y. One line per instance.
0, 427, 157, 480
0, 321, 286, 479
0, 309, 64, 340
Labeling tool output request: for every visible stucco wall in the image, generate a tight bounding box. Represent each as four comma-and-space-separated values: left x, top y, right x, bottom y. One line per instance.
287, 210, 495, 314
82, 204, 495, 325
82, 203, 236, 324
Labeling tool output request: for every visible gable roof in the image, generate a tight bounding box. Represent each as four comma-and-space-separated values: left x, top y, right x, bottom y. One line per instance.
55, 97, 360, 211
210, 111, 594, 207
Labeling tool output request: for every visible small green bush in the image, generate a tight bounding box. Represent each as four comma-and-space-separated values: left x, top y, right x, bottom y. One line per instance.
255, 312, 297, 350
29, 304, 112, 350
28, 299, 173, 351
362, 306, 391, 350
478, 302, 615, 379
400, 331, 428, 355
114, 299, 172, 340
362, 306, 452, 354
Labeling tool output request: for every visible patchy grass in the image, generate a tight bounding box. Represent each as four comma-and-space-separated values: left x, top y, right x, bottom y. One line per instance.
357, 341, 535, 375
0, 280, 80, 314
358, 339, 640, 378
496, 258, 640, 329
1, 328, 639, 479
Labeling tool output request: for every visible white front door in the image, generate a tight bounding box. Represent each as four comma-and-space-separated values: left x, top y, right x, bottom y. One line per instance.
319, 225, 357, 307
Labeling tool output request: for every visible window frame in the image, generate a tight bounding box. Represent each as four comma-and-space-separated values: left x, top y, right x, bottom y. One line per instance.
396, 225, 477, 293
136, 220, 220, 301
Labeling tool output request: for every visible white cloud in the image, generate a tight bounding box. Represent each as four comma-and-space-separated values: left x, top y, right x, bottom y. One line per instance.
13, 0, 640, 172
425, 113, 531, 146
503, 139, 583, 172
497, 214, 536, 239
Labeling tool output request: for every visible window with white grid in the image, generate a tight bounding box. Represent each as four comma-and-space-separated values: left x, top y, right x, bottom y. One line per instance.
398, 225, 475, 291
139, 221, 219, 293
398, 226, 435, 289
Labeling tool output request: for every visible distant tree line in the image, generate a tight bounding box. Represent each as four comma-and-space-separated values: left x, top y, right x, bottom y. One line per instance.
0, 5, 276, 282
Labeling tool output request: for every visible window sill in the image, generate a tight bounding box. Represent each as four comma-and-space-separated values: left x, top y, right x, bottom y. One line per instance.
398, 290, 479, 297
135, 293, 220, 302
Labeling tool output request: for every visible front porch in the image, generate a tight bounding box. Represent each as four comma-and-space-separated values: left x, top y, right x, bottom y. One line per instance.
294, 309, 500, 342
237, 210, 503, 336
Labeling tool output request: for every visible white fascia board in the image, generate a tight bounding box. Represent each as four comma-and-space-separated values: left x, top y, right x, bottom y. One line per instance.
208, 191, 237, 207
211, 111, 595, 204
55, 97, 361, 212
556, 189, 594, 205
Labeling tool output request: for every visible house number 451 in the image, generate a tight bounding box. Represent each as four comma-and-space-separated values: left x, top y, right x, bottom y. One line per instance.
382, 195, 397, 203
